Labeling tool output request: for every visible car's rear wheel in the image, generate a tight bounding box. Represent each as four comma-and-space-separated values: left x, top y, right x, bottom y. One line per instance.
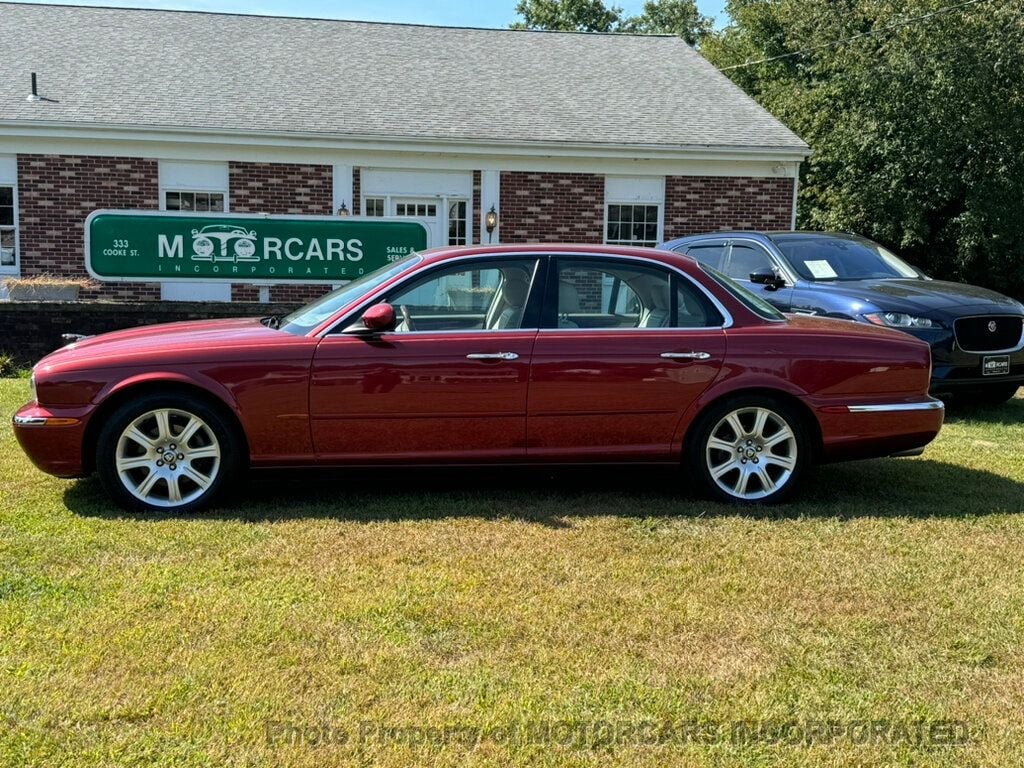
687, 395, 810, 505
96, 392, 242, 513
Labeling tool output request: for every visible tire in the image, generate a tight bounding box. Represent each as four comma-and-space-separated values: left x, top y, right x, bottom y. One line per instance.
686, 394, 811, 505
956, 385, 1020, 408
96, 391, 244, 513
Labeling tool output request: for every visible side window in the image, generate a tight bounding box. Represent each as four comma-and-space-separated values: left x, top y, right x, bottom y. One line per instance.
555, 259, 720, 329
387, 259, 538, 332
683, 243, 726, 271
725, 244, 774, 281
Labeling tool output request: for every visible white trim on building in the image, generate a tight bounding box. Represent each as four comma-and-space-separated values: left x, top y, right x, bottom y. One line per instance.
0, 154, 19, 278
603, 176, 666, 249
158, 160, 231, 302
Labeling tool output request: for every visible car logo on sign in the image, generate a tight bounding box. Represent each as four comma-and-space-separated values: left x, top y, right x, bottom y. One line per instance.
988, 320, 998, 332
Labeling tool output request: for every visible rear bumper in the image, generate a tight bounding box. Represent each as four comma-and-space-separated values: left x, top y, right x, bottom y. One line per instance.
814, 397, 945, 463
12, 402, 90, 478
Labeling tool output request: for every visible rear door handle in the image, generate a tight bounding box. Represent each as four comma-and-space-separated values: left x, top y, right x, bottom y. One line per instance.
466, 352, 519, 360
661, 351, 711, 361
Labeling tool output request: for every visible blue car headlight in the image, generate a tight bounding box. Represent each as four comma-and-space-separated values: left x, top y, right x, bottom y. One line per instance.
863, 312, 939, 329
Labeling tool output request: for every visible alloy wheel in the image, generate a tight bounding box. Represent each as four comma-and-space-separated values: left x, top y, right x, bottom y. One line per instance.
705, 406, 798, 501
114, 408, 221, 508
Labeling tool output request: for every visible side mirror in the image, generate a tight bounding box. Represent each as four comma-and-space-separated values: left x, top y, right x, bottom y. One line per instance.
749, 267, 786, 291
346, 302, 395, 334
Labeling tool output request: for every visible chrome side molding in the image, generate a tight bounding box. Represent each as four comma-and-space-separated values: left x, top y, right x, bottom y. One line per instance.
847, 401, 945, 413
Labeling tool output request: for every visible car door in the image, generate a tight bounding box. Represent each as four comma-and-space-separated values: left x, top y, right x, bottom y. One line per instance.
722, 240, 794, 311
309, 256, 544, 462
527, 255, 727, 461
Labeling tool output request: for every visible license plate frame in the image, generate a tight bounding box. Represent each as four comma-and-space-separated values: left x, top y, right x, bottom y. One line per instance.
982, 354, 1011, 376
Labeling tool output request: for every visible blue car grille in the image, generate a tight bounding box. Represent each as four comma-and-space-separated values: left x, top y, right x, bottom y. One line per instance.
954, 315, 1024, 353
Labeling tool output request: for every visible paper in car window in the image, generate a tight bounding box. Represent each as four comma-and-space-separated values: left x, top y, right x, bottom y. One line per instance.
805, 260, 838, 279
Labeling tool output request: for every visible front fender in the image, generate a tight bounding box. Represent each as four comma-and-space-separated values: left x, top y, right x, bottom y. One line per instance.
103, 370, 242, 416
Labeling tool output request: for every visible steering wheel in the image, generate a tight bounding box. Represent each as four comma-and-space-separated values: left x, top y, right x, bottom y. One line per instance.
399, 304, 415, 332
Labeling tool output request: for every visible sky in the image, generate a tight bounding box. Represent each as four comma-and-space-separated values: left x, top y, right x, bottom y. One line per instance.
12, 0, 730, 28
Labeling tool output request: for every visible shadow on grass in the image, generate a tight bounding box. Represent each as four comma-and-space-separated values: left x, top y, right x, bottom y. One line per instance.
64, 454, 1024, 524
943, 393, 1024, 427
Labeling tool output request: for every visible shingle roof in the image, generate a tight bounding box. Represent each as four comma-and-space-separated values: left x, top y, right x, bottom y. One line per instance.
0, 2, 808, 153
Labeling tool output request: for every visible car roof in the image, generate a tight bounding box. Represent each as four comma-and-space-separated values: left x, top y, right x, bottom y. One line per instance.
416, 242, 700, 270
661, 230, 865, 249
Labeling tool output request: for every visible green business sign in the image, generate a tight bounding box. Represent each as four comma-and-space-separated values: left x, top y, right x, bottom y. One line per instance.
85, 210, 429, 284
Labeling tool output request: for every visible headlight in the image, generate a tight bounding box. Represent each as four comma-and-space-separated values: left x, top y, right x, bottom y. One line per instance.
28, 372, 37, 403
864, 312, 938, 329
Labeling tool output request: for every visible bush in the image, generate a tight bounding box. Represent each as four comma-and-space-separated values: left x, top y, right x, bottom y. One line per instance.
0, 353, 16, 378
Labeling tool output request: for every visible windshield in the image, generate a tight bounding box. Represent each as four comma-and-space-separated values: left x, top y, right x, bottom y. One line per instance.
699, 263, 785, 322
278, 255, 423, 334
773, 235, 920, 282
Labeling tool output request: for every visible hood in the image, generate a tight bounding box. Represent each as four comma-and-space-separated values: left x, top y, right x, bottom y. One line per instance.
808, 278, 1023, 317
37, 317, 294, 370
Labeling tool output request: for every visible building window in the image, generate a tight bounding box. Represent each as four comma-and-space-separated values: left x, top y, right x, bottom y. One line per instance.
606, 203, 660, 248
364, 197, 385, 217
448, 200, 467, 245
395, 202, 437, 217
0, 185, 15, 269
165, 190, 225, 212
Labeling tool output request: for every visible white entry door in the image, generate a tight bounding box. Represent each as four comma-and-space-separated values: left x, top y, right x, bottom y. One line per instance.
391, 197, 443, 246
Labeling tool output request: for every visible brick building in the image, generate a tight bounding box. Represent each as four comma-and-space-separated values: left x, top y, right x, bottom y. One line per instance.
0, 3, 808, 303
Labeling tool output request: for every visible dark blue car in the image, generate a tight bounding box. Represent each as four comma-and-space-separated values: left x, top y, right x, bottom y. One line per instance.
661, 231, 1024, 405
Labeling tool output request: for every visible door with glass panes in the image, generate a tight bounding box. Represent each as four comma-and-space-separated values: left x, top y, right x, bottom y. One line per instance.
364, 196, 469, 249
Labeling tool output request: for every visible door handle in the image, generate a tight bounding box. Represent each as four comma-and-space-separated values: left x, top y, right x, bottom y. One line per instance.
661, 351, 711, 361
466, 352, 519, 360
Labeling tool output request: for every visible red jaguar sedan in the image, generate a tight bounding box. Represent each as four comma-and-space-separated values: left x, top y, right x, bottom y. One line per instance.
14, 244, 944, 511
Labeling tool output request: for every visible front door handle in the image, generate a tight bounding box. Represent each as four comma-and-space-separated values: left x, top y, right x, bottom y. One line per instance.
661, 351, 711, 361
466, 352, 519, 361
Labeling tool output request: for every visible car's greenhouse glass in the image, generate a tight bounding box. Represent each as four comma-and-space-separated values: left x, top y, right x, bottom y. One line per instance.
773, 235, 920, 282
279, 254, 423, 334
700, 263, 785, 321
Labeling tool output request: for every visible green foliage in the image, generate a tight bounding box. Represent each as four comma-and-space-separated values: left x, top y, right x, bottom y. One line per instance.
511, 0, 622, 32
0, 353, 16, 378
703, 0, 1024, 298
619, 0, 715, 44
512, 0, 713, 44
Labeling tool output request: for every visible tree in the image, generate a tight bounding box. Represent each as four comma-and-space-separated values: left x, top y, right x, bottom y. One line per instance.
702, 0, 1024, 298
510, 0, 623, 32
511, 0, 713, 45
620, 1, 714, 45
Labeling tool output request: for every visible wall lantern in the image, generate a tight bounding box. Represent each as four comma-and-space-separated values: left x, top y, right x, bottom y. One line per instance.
337, 201, 350, 217
485, 205, 498, 242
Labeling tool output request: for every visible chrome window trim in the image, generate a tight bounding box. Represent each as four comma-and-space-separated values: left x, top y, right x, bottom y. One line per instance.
952, 314, 1024, 354
316, 250, 735, 338
846, 401, 945, 413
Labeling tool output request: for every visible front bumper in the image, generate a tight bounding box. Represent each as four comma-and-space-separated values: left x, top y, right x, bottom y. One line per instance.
903, 327, 1024, 395
12, 402, 91, 478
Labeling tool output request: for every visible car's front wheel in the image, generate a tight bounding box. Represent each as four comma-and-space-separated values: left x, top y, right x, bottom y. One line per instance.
688, 395, 810, 505
96, 392, 242, 513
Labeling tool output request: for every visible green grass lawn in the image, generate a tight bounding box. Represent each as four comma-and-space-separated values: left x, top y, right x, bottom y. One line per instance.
2, 377, 1023, 767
